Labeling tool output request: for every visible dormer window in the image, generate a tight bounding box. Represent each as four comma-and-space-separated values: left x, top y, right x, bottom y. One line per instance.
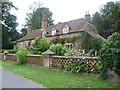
42, 31, 46, 38
63, 25, 69, 34
51, 28, 56, 36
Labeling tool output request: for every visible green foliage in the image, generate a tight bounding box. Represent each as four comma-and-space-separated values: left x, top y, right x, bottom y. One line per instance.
99, 32, 120, 79
0, 49, 18, 54
49, 44, 67, 56
1, 1, 21, 49
15, 48, 31, 65
82, 33, 103, 51
58, 64, 64, 70
50, 36, 82, 45
50, 38, 65, 45
92, 1, 120, 38
64, 60, 101, 74
32, 37, 41, 48
32, 37, 50, 54
39, 38, 50, 52
26, 1, 54, 30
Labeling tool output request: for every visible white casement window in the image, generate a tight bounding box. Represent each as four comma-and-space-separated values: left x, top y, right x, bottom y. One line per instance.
63, 25, 69, 34
42, 31, 46, 38
51, 28, 56, 36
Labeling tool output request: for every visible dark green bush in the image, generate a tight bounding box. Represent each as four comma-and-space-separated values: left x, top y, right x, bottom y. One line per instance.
99, 32, 120, 79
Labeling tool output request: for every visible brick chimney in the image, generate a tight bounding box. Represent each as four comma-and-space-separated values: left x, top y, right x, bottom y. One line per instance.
27, 22, 32, 35
41, 16, 47, 29
85, 11, 91, 22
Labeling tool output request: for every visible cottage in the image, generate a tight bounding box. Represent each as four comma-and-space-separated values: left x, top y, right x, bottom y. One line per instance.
17, 13, 103, 49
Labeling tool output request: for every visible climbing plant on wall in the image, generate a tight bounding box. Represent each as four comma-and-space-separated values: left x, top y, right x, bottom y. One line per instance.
50, 34, 103, 52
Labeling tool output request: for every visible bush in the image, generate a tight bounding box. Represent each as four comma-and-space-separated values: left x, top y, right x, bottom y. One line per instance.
15, 48, 31, 65
99, 32, 120, 79
49, 44, 67, 56
0, 49, 18, 54
64, 60, 101, 74
32, 37, 50, 54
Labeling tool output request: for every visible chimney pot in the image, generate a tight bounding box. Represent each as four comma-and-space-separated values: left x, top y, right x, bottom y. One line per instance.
85, 11, 91, 22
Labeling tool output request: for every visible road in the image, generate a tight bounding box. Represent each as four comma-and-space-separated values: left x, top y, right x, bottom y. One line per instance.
0, 67, 47, 89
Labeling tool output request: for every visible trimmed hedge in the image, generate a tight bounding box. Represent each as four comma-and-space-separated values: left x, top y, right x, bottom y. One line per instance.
0, 49, 18, 54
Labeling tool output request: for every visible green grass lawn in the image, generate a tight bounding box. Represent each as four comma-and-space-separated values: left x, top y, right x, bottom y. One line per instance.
0, 60, 119, 88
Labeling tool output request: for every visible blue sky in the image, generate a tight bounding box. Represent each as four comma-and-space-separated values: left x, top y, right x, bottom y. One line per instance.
10, 0, 119, 32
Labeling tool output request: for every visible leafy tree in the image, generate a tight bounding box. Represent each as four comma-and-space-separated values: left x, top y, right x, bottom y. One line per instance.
26, 1, 54, 30
92, 1, 120, 38
2, 25, 10, 49
20, 28, 27, 37
1, 1, 21, 49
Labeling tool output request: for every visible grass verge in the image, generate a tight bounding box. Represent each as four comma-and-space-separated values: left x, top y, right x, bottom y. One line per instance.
0, 60, 119, 88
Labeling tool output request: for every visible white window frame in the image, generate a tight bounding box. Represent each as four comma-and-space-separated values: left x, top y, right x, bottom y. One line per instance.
42, 31, 46, 38
63, 25, 69, 34
51, 28, 56, 36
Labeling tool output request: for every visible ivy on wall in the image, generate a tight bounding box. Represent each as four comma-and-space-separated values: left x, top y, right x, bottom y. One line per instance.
50, 33, 103, 51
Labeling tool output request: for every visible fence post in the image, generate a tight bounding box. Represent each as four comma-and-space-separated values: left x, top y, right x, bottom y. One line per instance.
42, 50, 55, 69
3, 51, 9, 60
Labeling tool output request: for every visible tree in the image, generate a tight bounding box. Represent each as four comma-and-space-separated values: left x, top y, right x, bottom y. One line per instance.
92, 1, 120, 38
20, 28, 27, 37
1, 1, 21, 49
92, 12, 104, 37
26, 1, 54, 30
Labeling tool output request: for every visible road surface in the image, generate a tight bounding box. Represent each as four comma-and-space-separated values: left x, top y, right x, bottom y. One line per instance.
0, 67, 47, 89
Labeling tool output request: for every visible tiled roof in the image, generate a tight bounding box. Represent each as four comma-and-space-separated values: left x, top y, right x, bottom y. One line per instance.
17, 18, 86, 42
17, 29, 42, 41
17, 18, 104, 42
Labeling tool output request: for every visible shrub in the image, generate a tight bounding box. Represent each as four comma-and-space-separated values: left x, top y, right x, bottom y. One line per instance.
32, 37, 41, 48
64, 60, 100, 74
49, 44, 67, 56
32, 37, 50, 54
0, 49, 18, 54
15, 48, 31, 65
99, 32, 120, 79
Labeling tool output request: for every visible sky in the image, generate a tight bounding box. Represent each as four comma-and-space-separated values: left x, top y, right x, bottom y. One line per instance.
9, 0, 119, 32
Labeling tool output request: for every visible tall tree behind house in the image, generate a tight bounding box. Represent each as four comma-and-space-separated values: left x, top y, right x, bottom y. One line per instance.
92, 1, 120, 38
